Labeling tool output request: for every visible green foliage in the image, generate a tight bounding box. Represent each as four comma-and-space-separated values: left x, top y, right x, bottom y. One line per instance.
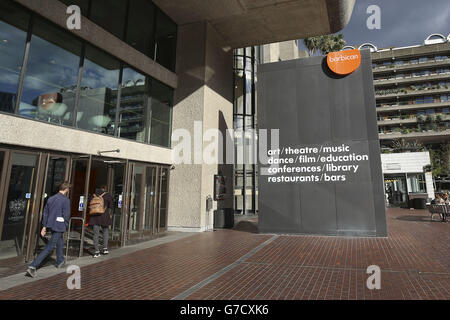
303, 34, 346, 56
429, 143, 450, 177
391, 139, 424, 152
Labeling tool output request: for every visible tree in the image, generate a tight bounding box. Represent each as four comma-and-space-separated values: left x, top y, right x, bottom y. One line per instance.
303, 34, 346, 56
320, 34, 346, 54
430, 143, 450, 177
303, 36, 323, 56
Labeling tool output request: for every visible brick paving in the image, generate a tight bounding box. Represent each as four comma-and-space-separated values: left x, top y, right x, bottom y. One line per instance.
0, 208, 448, 300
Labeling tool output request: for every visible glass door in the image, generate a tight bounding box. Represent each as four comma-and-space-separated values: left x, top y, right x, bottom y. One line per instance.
0, 152, 42, 261
106, 161, 126, 243
31, 154, 70, 260
69, 155, 91, 257
157, 167, 169, 232
128, 164, 145, 239
144, 166, 158, 234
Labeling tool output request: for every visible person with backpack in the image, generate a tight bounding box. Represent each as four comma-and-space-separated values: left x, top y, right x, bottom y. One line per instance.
88, 185, 113, 258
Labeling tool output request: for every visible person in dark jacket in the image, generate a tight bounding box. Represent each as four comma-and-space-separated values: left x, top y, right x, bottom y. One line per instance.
27, 182, 71, 278
89, 185, 112, 258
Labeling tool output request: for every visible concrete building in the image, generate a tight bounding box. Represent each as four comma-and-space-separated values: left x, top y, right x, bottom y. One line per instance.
0, 0, 355, 263
368, 37, 450, 147
347, 35, 450, 204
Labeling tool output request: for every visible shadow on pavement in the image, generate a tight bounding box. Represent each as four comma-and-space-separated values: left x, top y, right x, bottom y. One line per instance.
396, 215, 435, 222
232, 218, 259, 234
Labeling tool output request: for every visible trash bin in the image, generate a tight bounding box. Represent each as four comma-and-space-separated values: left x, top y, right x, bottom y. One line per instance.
214, 209, 234, 229
413, 198, 427, 210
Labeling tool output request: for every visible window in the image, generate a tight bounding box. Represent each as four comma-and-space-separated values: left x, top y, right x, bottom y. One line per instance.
20, 17, 82, 126
424, 96, 434, 104
126, 0, 156, 58
245, 71, 253, 115
154, 10, 177, 71
77, 45, 120, 135
234, 72, 244, 114
89, 0, 127, 40
118, 67, 148, 143
407, 174, 426, 193
0, 0, 30, 114
148, 79, 173, 147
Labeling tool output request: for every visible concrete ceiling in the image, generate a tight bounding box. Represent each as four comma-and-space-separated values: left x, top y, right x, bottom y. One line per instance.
153, 0, 356, 48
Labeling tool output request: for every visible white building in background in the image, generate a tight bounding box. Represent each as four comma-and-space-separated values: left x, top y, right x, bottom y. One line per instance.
380, 152, 434, 206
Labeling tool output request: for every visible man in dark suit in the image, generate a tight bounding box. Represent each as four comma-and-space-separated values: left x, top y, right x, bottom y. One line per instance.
26, 182, 71, 277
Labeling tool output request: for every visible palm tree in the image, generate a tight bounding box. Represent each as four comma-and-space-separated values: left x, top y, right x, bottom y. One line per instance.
303, 34, 346, 56
303, 37, 323, 56
320, 34, 346, 54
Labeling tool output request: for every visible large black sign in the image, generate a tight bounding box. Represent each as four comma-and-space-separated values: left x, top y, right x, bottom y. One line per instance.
257, 50, 387, 237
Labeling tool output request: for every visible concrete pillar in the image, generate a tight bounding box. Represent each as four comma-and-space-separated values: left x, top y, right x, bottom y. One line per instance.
168, 21, 234, 232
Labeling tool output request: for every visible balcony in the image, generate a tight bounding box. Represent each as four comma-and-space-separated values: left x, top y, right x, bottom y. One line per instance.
377, 114, 450, 126
376, 101, 450, 113
375, 87, 450, 100
374, 72, 450, 87
372, 58, 450, 75
379, 128, 450, 141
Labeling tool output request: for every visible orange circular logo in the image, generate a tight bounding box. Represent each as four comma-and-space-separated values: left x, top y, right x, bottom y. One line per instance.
327, 49, 361, 75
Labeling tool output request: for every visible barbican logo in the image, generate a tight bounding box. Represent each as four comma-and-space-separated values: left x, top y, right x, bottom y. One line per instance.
327, 49, 361, 75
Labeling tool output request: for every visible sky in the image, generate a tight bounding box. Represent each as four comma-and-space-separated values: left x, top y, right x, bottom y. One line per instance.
298, 0, 450, 53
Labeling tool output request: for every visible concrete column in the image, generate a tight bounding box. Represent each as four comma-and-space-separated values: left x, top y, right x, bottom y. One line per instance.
168, 21, 233, 232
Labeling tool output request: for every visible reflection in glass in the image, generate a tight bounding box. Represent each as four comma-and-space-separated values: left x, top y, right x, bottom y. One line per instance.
245, 71, 253, 115
158, 168, 168, 229
130, 165, 144, 232
144, 166, 157, 231
0, 153, 38, 260
234, 73, 244, 114
89, 0, 127, 40
154, 10, 177, 71
126, 0, 155, 57
0, 1, 29, 114
77, 45, 120, 135
21, 18, 81, 126
149, 80, 173, 147
110, 163, 125, 240
118, 67, 148, 143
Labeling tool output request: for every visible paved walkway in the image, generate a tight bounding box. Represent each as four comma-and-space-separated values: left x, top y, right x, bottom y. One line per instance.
0, 208, 448, 300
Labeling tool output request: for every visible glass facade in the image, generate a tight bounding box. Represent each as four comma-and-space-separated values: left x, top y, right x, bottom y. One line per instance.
59, 0, 177, 72
0, 2, 29, 114
0, 0, 175, 148
21, 18, 81, 125
234, 47, 260, 214
77, 45, 121, 135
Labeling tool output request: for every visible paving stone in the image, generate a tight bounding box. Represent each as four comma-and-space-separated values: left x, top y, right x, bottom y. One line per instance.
0, 208, 448, 300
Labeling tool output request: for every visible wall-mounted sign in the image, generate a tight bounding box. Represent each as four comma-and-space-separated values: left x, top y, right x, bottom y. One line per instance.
78, 196, 85, 212
118, 194, 123, 208
327, 49, 361, 75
